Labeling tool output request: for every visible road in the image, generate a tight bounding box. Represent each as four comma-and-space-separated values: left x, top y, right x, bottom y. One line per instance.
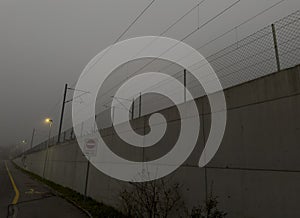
0, 160, 88, 218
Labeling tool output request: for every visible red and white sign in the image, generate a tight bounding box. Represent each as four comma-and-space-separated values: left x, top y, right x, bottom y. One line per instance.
84, 138, 98, 156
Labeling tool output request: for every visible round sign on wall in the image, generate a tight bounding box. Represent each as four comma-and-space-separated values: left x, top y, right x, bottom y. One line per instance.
84, 138, 98, 157
86, 139, 96, 149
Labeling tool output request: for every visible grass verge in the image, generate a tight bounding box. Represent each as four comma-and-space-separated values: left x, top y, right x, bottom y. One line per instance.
12, 161, 126, 218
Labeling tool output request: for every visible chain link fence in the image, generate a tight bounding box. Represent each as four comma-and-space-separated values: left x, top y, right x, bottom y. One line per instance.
24, 10, 300, 156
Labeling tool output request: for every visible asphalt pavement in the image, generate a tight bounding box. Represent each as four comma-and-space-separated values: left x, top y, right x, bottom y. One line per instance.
0, 160, 14, 217
0, 160, 88, 218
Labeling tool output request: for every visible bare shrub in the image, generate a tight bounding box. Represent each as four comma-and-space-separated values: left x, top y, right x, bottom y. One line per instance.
191, 193, 227, 218
119, 176, 186, 218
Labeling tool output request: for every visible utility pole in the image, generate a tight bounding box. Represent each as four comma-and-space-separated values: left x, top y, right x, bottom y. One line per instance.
57, 84, 68, 144
30, 128, 35, 149
57, 84, 90, 143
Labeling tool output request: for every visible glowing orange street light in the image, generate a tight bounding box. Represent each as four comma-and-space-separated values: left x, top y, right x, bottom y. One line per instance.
43, 118, 53, 178
45, 118, 53, 124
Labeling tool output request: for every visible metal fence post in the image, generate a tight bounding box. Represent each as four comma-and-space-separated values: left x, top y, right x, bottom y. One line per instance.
271, 24, 281, 72
94, 115, 97, 132
184, 69, 187, 103
84, 156, 90, 200
80, 122, 84, 137
111, 106, 115, 127
139, 92, 142, 118
131, 98, 135, 120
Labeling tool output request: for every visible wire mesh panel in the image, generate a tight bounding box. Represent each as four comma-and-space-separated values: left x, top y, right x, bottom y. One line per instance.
275, 10, 300, 70
26, 10, 300, 155
187, 25, 277, 97
140, 72, 185, 116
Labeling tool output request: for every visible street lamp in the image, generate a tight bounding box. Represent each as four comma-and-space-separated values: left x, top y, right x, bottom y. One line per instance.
45, 118, 53, 124
43, 118, 53, 178
20, 139, 28, 168
44, 118, 53, 146
21, 139, 27, 155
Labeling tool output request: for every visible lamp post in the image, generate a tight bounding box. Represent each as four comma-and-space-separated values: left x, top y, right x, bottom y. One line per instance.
21, 139, 27, 155
20, 139, 27, 168
43, 118, 53, 178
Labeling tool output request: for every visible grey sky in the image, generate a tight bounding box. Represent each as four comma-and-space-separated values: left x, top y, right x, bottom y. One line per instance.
0, 0, 299, 149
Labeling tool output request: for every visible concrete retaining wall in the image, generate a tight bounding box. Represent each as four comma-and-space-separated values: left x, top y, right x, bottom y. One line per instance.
14, 65, 300, 218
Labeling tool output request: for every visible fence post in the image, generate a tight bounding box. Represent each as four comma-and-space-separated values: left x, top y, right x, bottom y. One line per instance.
131, 98, 135, 120
94, 115, 97, 132
84, 156, 90, 200
111, 106, 115, 127
80, 122, 84, 137
139, 92, 142, 118
70, 128, 74, 140
184, 69, 187, 103
271, 24, 281, 72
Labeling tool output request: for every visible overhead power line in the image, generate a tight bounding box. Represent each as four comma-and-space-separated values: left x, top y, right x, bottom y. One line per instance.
98, 0, 241, 102
114, 0, 156, 43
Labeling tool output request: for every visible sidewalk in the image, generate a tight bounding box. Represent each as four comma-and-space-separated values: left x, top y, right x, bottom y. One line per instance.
5, 161, 88, 218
